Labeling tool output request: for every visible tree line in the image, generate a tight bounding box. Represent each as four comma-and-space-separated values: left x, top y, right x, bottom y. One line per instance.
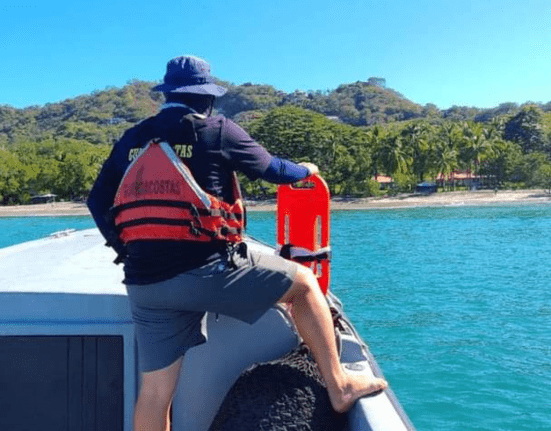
238, 105, 551, 198
1, 80, 551, 204
0, 140, 110, 204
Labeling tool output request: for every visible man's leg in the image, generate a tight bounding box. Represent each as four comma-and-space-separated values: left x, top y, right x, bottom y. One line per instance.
134, 357, 183, 431
278, 265, 387, 413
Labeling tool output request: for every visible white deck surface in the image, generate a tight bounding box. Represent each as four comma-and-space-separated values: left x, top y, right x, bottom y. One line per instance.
0, 228, 125, 295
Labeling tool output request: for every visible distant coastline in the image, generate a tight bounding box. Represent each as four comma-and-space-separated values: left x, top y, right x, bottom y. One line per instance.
1, 189, 550, 217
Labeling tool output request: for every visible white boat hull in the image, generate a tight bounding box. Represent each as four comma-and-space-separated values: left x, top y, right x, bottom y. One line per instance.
0, 228, 414, 430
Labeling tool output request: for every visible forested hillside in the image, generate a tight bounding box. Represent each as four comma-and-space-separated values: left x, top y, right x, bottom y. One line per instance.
1, 78, 551, 204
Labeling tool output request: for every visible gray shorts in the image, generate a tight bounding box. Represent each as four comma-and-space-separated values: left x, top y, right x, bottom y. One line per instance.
126, 245, 298, 372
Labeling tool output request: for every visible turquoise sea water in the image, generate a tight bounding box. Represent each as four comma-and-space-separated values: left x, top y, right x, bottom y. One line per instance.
2, 205, 551, 430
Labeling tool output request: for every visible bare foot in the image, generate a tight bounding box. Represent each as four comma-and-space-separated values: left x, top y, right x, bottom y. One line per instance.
329, 375, 388, 413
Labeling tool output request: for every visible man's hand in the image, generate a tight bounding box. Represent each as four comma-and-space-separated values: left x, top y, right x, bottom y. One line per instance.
298, 162, 319, 176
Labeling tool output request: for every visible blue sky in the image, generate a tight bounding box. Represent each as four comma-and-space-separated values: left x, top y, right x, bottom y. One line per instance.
2, 0, 550, 110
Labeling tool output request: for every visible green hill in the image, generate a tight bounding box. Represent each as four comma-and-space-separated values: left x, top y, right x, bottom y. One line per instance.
0, 77, 450, 146
217, 78, 425, 126
3, 76, 550, 148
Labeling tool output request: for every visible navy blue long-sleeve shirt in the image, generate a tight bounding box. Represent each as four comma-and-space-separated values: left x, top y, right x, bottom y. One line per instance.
263, 157, 309, 183
87, 105, 309, 284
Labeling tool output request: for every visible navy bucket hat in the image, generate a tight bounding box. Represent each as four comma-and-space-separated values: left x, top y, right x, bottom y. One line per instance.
153, 56, 227, 97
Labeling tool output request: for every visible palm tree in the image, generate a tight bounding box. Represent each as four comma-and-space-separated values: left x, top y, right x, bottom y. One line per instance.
367, 125, 386, 178
377, 132, 410, 178
431, 142, 458, 190
459, 122, 509, 188
478, 125, 509, 188
401, 122, 434, 182
429, 124, 461, 190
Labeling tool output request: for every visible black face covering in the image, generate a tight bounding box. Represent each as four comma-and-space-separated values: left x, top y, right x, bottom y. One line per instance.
164, 93, 215, 116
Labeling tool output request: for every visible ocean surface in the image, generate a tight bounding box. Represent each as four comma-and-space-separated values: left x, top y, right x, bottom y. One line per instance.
2, 205, 551, 431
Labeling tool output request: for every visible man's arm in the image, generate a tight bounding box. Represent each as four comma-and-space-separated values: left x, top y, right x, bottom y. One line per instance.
221, 119, 318, 184
261, 157, 318, 184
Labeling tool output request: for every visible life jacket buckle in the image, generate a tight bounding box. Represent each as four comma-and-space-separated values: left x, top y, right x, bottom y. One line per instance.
190, 204, 201, 220
189, 223, 202, 237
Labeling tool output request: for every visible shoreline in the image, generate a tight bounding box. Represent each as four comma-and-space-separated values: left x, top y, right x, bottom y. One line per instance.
1, 189, 550, 217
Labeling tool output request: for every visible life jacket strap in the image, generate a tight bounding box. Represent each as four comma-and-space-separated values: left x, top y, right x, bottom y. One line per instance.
279, 244, 332, 263
115, 217, 242, 239
110, 199, 243, 222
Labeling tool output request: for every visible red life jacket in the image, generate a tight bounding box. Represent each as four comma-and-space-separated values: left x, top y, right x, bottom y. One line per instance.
111, 140, 245, 244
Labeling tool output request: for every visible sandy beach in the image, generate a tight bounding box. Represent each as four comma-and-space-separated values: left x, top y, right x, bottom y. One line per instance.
1, 189, 550, 217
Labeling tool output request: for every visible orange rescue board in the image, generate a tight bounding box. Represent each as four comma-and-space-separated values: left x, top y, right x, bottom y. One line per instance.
276, 175, 331, 294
